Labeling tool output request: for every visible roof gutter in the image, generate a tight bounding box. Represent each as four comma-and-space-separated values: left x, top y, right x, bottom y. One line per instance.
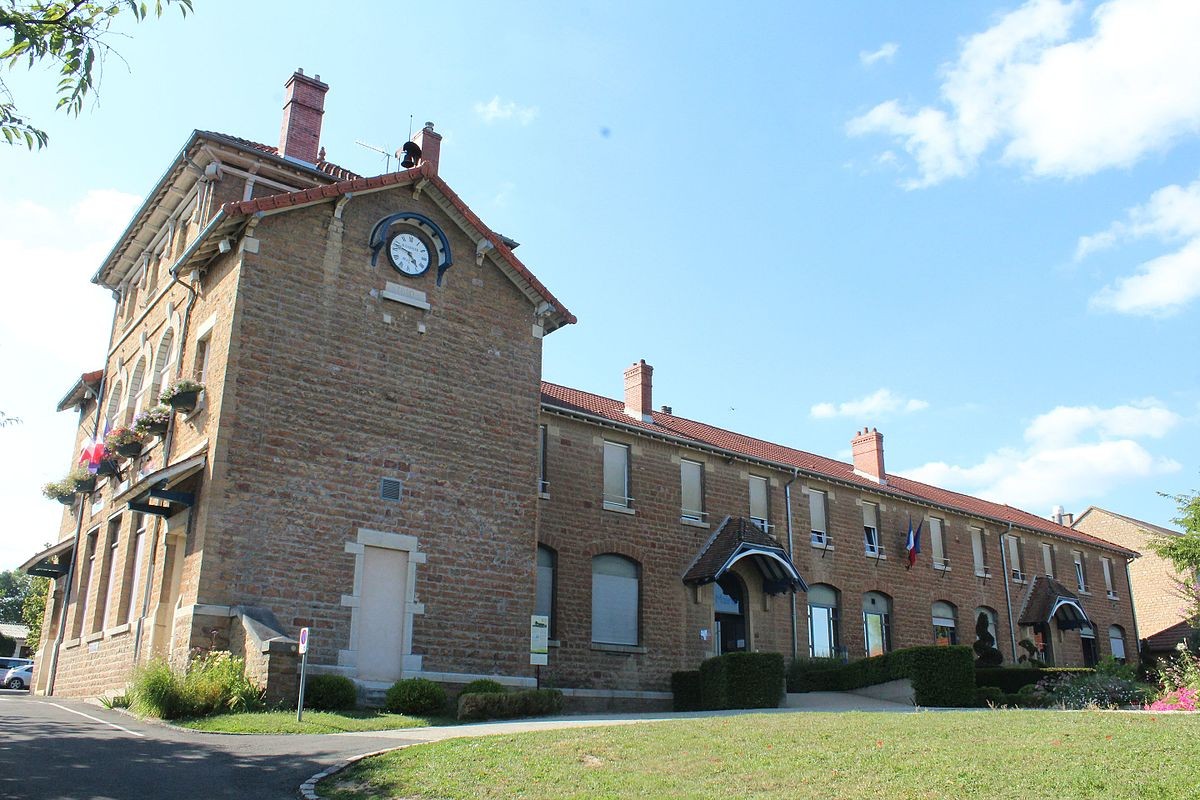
541, 403, 1133, 557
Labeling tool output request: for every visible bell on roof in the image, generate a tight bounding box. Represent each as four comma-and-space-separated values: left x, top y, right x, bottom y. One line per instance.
399, 141, 422, 169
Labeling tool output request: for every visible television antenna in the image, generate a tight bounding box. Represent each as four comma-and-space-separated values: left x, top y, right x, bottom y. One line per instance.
355, 139, 394, 172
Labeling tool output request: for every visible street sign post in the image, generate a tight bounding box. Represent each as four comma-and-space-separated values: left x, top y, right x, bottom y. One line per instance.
530, 614, 548, 687
296, 627, 310, 722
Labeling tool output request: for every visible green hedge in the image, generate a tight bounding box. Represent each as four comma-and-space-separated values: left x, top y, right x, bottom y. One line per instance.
670, 670, 703, 712
788, 646, 976, 707
456, 688, 563, 721
974, 667, 1094, 694
459, 678, 508, 696
385, 678, 446, 715
304, 674, 357, 711
699, 652, 785, 710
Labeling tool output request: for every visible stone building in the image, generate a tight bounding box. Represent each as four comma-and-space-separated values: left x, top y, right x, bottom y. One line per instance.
23, 71, 1139, 706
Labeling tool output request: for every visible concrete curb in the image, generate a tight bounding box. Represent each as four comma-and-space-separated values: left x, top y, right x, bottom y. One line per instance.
299, 743, 415, 800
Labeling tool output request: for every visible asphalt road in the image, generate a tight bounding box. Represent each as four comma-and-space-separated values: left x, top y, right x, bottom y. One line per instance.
0, 693, 407, 800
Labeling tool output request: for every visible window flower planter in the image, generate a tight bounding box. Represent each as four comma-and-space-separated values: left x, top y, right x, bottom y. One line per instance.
96, 459, 119, 477
160, 379, 205, 414
42, 479, 75, 505
105, 426, 148, 460
73, 473, 97, 494
133, 404, 172, 437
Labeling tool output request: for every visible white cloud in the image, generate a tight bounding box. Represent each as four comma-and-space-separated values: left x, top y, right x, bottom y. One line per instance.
899, 399, 1181, 510
860, 42, 899, 67
473, 96, 539, 126
848, 0, 1200, 188
811, 388, 929, 419
0, 189, 140, 570
1081, 176, 1200, 315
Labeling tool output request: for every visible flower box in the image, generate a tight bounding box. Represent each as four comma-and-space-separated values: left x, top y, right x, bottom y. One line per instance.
160, 379, 205, 413
105, 426, 148, 459
133, 404, 172, 437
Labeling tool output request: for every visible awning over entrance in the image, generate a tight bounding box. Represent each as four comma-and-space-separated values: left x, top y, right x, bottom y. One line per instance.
114, 453, 206, 518
683, 516, 807, 595
19, 538, 75, 578
1017, 575, 1092, 631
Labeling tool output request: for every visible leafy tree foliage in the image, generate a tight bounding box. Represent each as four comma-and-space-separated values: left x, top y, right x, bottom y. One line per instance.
0, 569, 30, 623
22, 575, 49, 647
1, 1, 192, 149
1149, 487, 1200, 625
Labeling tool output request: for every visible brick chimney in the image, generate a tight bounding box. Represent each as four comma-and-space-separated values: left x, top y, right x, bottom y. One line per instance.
851, 427, 886, 483
624, 360, 653, 422
410, 121, 441, 174
278, 68, 329, 164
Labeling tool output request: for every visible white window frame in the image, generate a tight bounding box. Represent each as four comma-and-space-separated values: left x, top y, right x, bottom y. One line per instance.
1101, 557, 1116, 599
1073, 551, 1088, 593
930, 517, 948, 570
1109, 625, 1127, 662
536, 544, 556, 638
1041, 542, 1054, 578
602, 441, 632, 510
748, 475, 770, 532
1007, 535, 1025, 582
862, 502, 882, 557
970, 526, 989, 577
809, 489, 829, 547
124, 514, 148, 625
537, 425, 549, 496
591, 554, 640, 646
680, 459, 705, 523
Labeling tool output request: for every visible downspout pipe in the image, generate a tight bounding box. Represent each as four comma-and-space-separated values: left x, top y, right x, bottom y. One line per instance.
46, 305, 115, 695
1124, 558, 1142, 661
783, 468, 801, 660
999, 523, 1018, 663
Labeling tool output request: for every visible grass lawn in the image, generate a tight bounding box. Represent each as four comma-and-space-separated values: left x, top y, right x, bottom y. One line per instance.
175, 709, 450, 734
321, 710, 1200, 799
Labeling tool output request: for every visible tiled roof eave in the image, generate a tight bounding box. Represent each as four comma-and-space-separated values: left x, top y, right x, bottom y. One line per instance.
540, 396, 1139, 558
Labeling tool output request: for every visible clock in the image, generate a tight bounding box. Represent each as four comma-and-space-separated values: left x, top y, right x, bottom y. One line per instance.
388, 231, 431, 276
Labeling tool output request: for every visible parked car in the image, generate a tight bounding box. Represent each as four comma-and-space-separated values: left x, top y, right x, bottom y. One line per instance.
0, 657, 32, 672
3, 663, 33, 690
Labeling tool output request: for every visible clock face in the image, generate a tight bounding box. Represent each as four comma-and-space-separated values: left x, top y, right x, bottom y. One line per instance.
389, 231, 431, 276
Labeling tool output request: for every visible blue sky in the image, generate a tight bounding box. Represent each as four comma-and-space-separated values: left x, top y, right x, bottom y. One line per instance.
2, 0, 1198, 569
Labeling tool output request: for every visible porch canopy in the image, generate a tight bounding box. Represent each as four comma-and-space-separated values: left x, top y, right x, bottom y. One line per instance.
683, 515, 807, 596
19, 538, 75, 578
114, 453, 206, 518
1018, 575, 1092, 631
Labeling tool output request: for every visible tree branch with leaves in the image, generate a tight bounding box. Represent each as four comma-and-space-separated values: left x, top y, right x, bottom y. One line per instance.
1, 0, 192, 149
1149, 487, 1200, 626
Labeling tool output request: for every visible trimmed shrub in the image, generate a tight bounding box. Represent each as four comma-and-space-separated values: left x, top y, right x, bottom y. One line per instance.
305, 674, 357, 711
457, 688, 563, 721
786, 658, 844, 693
787, 646, 976, 707
459, 678, 508, 696
975, 667, 1094, 694
671, 670, 702, 712
700, 652, 785, 710
385, 678, 446, 716
972, 612, 1004, 667
975, 686, 1005, 707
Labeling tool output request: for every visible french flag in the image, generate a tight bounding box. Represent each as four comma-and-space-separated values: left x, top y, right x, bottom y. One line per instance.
905, 515, 922, 570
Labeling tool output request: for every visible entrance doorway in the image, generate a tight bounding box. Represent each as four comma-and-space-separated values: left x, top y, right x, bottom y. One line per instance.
357, 545, 410, 682
1080, 626, 1099, 667
714, 573, 747, 654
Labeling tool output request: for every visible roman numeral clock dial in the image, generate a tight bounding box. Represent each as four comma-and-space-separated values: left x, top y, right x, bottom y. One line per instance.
388, 231, 431, 276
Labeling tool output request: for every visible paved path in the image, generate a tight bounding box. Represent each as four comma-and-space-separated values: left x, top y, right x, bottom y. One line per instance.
0, 691, 918, 799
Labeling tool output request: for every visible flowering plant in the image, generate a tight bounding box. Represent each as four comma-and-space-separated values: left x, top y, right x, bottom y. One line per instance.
132, 404, 172, 434
1145, 687, 1198, 712
41, 478, 75, 503
159, 378, 204, 403
104, 425, 147, 450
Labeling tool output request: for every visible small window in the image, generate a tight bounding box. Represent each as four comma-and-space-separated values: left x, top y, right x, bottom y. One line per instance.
150, 329, 176, 405
932, 601, 957, 645
1007, 535, 1024, 582
1073, 551, 1087, 592
602, 442, 631, 509
537, 425, 549, 495
98, 517, 120, 631
74, 529, 99, 638
930, 518, 947, 569
127, 357, 148, 425
536, 545, 556, 638
748, 476, 769, 531
104, 380, 125, 433
680, 459, 705, 522
1108, 625, 1127, 663
1101, 557, 1116, 598
123, 514, 148, 625
862, 503, 881, 557
807, 584, 840, 658
809, 489, 828, 546
194, 334, 211, 386
591, 554, 639, 646
862, 591, 891, 657
1041, 542, 1055, 578
970, 526, 989, 577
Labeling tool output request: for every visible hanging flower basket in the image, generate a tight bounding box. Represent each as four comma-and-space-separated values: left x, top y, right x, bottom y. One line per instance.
105, 426, 148, 459
95, 459, 119, 477
70, 468, 97, 495
160, 379, 205, 413
133, 404, 172, 437
42, 479, 76, 505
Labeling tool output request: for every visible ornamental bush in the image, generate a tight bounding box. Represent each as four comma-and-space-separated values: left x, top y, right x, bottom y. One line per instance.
384, 678, 446, 716
975, 667, 1094, 694
129, 651, 263, 719
699, 652, 785, 710
459, 678, 508, 697
457, 688, 563, 721
1146, 687, 1199, 711
670, 670, 702, 711
785, 657, 844, 692
788, 646, 976, 707
972, 612, 1004, 667
305, 674, 358, 711
1038, 672, 1145, 709
975, 686, 1005, 707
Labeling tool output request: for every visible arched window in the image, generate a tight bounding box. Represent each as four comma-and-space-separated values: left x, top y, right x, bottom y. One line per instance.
1108, 625, 1127, 663
807, 584, 840, 659
127, 357, 148, 423
150, 328, 176, 402
104, 380, 125, 432
862, 591, 892, 657
932, 601, 958, 645
591, 554, 639, 646
535, 545, 556, 638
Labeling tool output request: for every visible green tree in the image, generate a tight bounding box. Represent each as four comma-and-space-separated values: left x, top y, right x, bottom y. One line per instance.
22, 575, 49, 648
1149, 487, 1200, 625
1, 0, 192, 149
0, 569, 31, 623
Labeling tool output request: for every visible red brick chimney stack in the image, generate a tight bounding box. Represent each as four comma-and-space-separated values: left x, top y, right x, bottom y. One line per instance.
851, 427, 886, 483
411, 121, 441, 174
278, 68, 329, 165
624, 360, 653, 421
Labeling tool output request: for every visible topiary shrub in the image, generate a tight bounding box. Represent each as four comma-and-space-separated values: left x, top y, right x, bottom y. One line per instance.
975, 686, 1005, 707
699, 652, 785, 710
671, 670, 702, 711
457, 688, 563, 721
973, 613, 1004, 667
385, 678, 446, 716
305, 674, 358, 711
459, 678, 508, 697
